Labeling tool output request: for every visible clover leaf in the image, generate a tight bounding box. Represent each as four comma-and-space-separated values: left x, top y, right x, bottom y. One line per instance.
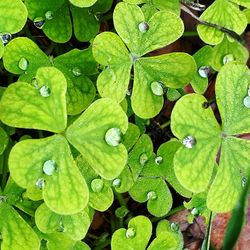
171, 62, 250, 212
111, 215, 152, 250
66, 98, 128, 180
197, 0, 248, 45
9, 135, 89, 215
93, 2, 196, 118
3, 37, 97, 115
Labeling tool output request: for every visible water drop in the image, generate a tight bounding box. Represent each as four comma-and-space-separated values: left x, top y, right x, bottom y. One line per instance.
34, 17, 45, 29
170, 222, 179, 232
72, 67, 82, 77
130, 53, 139, 63
138, 22, 149, 33
139, 153, 148, 166
198, 66, 210, 78
112, 178, 121, 188
243, 96, 250, 108
105, 128, 121, 147
126, 89, 132, 96
18, 57, 29, 71
202, 102, 209, 109
32, 78, 39, 89
91, 178, 104, 193
182, 136, 196, 149
0, 33, 12, 45
45, 11, 53, 20
242, 176, 247, 188
39, 86, 51, 97
0, 196, 7, 203
126, 227, 136, 238
151, 81, 164, 96
155, 156, 163, 165
36, 178, 45, 189
191, 207, 199, 216
147, 191, 157, 200
58, 219, 65, 232
43, 160, 56, 175
223, 54, 234, 65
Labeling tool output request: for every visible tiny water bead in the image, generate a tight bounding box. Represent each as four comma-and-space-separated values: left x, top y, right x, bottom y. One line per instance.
155, 156, 163, 165
182, 136, 196, 149
170, 222, 179, 232
105, 128, 121, 147
126, 227, 136, 238
36, 178, 45, 189
139, 153, 148, 166
43, 160, 57, 176
147, 191, 157, 200
58, 219, 65, 232
33, 17, 45, 29
223, 54, 234, 65
18, 57, 29, 71
0, 33, 12, 45
242, 176, 247, 188
39, 86, 51, 97
45, 11, 53, 20
150, 81, 164, 96
91, 178, 104, 193
0, 196, 7, 203
112, 178, 121, 188
191, 207, 199, 216
138, 22, 149, 33
72, 67, 82, 77
32, 78, 39, 89
243, 96, 250, 108
198, 66, 210, 78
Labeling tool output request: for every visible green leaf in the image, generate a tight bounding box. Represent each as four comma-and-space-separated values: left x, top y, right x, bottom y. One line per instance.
9, 135, 89, 214
211, 37, 249, 71
244, 8, 250, 23
207, 137, 250, 212
123, 123, 141, 151
93, 32, 132, 103
0, 203, 40, 250
66, 98, 128, 180
113, 2, 184, 56
3, 37, 50, 80
54, 48, 96, 115
215, 63, 250, 135
35, 203, 90, 240
0, 127, 8, 154
171, 94, 221, 192
191, 45, 214, 94
111, 215, 152, 250
129, 177, 172, 217
0, 0, 27, 34
132, 53, 196, 118
0, 42, 4, 59
197, 0, 247, 45
0, 67, 67, 133
230, 0, 250, 8
69, 0, 98, 7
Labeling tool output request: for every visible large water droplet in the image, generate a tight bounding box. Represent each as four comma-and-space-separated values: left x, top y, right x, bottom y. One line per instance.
138, 22, 149, 33
155, 156, 163, 165
34, 17, 45, 29
43, 160, 56, 175
151, 81, 164, 96
198, 66, 210, 78
0, 33, 12, 45
112, 178, 121, 188
39, 86, 51, 97
36, 178, 45, 189
105, 128, 121, 147
243, 96, 250, 108
45, 11, 54, 20
18, 57, 29, 71
126, 227, 136, 238
191, 207, 199, 216
139, 153, 148, 166
72, 67, 82, 77
182, 136, 196, 149
147, 191, 157, 200
223, 54, 234, 65
170, 222, 179, 232
91, 178, 104, 193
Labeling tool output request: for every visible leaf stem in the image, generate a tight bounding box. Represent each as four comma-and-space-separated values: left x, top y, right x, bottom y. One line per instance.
114, 191, 127, 208
160, 120, 171, 129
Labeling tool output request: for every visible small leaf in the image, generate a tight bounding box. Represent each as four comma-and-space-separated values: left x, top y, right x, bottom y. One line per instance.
114, 2, 184, 56
35, 203, 90, 240
69, 0, 98, 8
9, 135, 89, 214
0, 67, 67, 133
123, 123, 141, 151
111, 215, 152, 250
66, 98, 128, 180
230, 0, 250, 8
197, 0, 247, 45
